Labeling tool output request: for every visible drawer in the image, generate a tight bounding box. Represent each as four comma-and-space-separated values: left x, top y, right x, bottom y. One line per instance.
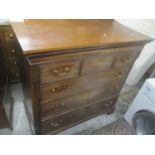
81, 50, 139, 75
40, 61, 80, 84
41, 95, 118, 134
40, 66, 128, 102
8, 68, 21, 82
8, 57, 18, 69
5, 44, 19, 57
41, 79, 124, 117
115, 51, 138, 67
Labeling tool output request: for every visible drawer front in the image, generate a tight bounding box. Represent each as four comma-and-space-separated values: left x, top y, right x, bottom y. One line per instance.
81, 49, 139, 75
8, 68, 20, 82
41, 95, 118, 134
41, 79, 123, 117
40, 61, 80, 84
5, 43, 19, 58
41, 66, 128, 102
115, 51, 138, 67
8, 57, 18, 69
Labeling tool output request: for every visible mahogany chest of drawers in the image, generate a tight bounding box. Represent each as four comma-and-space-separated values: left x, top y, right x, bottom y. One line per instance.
0, 21, 21, 83
11, 20, 152, 134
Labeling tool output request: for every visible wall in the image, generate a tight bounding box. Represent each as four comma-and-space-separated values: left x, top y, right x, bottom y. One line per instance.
116, 19, 155, 39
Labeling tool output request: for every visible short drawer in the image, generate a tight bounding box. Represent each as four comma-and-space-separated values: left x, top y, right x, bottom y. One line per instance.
8, 68, 20, 82
81, 49, 139, 75
40, 61, 80, 84
5, 44, 19, 57
41, 79, 123, 117
41, 95, 118, 134
40, 67, 128, 102
8, 57, 18, 68
115, 51, 138, 67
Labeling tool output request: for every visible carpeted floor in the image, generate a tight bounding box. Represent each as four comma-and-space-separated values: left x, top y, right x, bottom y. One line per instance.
76, 118, 136, 135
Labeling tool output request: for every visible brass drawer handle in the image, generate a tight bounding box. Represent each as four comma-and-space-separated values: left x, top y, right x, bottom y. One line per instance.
50, 85, 68, 93
14, 61, 17, 66
50, 122, 60, 127
47, 102, 65, 111
60, 102, 65, 106
11, 49, 16, 54
121, 56, 131, 63
50, 120, 62, 127
115, 71, 125, 77
114, 84, 119, 88
9, 33, 14, 39
53, 66, 71, 76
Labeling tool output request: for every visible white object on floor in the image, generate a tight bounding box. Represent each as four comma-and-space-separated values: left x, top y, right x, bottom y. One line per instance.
126, 40, 155, 86
124, 78, 155, 129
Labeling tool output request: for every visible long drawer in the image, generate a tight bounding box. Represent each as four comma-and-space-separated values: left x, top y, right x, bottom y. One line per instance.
41, 95, 118, 134
41, 78, 124, 118
40, 66, 128, 102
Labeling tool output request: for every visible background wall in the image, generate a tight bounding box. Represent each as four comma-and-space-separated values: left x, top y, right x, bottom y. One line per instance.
116, 19, 155, 39
116, 19, 155, 85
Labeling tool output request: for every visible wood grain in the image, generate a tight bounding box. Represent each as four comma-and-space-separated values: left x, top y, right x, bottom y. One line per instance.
11, 20, 152, 55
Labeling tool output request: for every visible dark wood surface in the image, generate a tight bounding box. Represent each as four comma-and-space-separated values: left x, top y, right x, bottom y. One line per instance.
41, 95, 118, 134
11, 20, 152, 55
41, 79, 124, 118
0, 46, 13, 129
0, 24, 21, 83
11, 20, 153, 134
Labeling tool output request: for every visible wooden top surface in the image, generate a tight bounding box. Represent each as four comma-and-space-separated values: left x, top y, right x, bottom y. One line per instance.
11, 20, 152, 55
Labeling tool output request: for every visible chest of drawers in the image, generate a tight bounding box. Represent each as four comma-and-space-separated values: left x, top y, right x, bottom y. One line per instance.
0, 21, 21, 83
0, 47, 13, 129
11, 20, 152, 134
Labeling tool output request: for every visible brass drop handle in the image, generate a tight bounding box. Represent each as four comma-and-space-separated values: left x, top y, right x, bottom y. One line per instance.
115, 71, 125, 77
9, 33, 14, 39
53, 66, 71, 76
14, 61, 17, 66
121, 56, 131, 63
50, 88, 56, 93
114, 84, 119, 88
11, 49, 16, 54
50, 85, 68, 93
50, 122, 60, 127
50, 120, 62, 127
60, 102, 65, 106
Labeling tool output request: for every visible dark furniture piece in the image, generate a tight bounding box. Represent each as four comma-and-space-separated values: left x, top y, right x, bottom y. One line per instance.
11, 20, 152, 134
0, 20, 21, 83
0, 44, 13, 129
